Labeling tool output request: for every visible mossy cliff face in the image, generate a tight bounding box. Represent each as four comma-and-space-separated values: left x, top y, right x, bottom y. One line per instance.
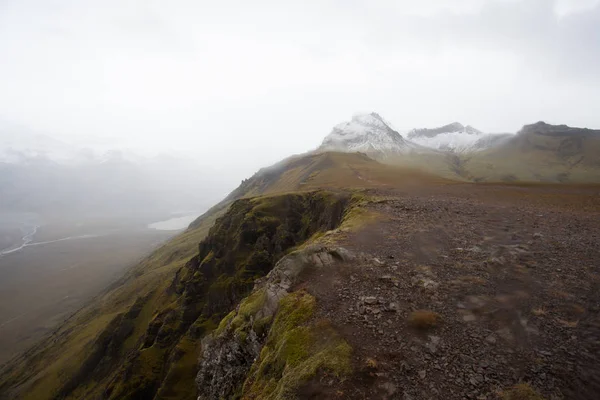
196, 246, 354, 400
75, 191, 350, 400
185, 192, 349, 316
243, 291, 351, 399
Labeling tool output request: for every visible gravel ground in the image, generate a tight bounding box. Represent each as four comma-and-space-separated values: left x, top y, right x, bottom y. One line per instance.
299, 184, 600, 399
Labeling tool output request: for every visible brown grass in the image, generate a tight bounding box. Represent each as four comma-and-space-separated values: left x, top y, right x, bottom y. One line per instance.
244, 151, 454, 199
501, 383, 545, 400
364, 358, 378, 370
570, 303, 586, 315
408, 310, 441, 330
556, 318, 579, 328
549, 289, 573, 300
531, 307, 547, 317
457, 275, 487, 285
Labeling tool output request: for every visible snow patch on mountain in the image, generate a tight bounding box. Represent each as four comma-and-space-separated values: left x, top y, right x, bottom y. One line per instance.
409, 130, 483, 152
407, 123, 509, 152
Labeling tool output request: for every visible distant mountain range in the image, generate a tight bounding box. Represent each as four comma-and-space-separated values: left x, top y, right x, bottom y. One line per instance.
318, 113, 600, 182
0, 129, 151, 165
0, 131, 228, 217
0, 131, 74, 164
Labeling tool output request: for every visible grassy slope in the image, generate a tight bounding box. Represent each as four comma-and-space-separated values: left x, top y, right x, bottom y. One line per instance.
385, 131, 600, 183
463, 135, 600, 182
234, 151, 452, 198
386, 152, 470, 181
468, 126, 600, 182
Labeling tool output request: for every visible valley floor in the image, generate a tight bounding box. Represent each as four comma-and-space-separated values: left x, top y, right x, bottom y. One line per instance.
297, 183, 600, 399
0, 226, 174, 365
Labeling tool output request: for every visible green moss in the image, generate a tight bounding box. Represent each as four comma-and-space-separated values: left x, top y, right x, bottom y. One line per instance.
502, 383, 545, 400
339, 192, 379, 231
106, 345, 166, 400
253, 315, 273, 337
155, 337, 200, 400
231, 289, 267, 330
215, 311, 236, 336
190, 317, 217, 337
242, 291, 352, 400
153, 316, 218, 400
272, 290, 315, 334
214, 289, 269, 342
200, 250, 214, 265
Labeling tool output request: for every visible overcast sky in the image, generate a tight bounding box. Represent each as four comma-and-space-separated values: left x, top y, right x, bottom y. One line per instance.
1, 0, 599, 178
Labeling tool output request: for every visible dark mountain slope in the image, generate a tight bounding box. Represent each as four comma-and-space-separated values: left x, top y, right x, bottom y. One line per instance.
461, 122, 600, 182
498, 121, 600, 165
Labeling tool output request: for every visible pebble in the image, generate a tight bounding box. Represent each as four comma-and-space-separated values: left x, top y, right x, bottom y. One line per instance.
463, 314, 477, 322
485, 334, 497, 344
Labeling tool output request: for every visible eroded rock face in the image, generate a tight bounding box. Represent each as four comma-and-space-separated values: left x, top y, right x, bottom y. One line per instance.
195, 246, 353, 400
196, 330, 262, 400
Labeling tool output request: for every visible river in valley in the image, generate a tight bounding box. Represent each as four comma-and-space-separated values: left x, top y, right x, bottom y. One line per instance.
0, 222, 103, 258
0, 210, 201, 257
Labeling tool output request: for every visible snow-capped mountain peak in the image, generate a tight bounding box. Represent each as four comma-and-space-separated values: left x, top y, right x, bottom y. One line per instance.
319, 112, 420, 157
332, 112, 390, 134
